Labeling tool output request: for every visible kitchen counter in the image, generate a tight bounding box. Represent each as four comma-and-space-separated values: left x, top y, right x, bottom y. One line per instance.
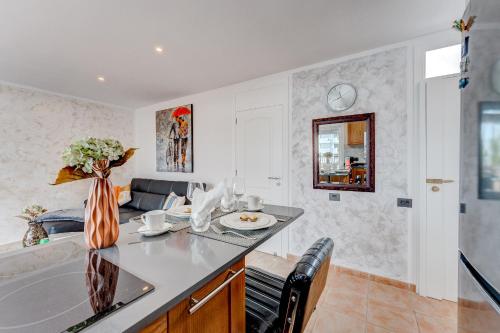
0, 205, 303, 332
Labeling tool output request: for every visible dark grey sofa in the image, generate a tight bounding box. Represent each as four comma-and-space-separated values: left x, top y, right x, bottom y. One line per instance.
37, 178, 194, 234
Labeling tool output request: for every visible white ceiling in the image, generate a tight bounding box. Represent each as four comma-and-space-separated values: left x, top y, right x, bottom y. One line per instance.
0, 0, 463, 108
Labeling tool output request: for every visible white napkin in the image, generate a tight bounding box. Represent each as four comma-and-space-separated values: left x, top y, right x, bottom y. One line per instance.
191, 182, 224, 223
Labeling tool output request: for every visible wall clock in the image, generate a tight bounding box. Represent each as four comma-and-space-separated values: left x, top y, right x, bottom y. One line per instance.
327, 83, 357, 111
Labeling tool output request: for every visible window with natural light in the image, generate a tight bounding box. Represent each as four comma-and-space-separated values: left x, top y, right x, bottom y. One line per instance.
425, 44, 461, 78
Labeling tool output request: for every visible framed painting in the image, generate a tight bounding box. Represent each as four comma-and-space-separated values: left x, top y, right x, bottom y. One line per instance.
156, 104, 193, 173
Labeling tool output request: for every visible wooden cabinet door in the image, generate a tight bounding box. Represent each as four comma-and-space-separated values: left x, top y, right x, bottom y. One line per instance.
140, 314, 168, 333
141, 259, 245, 333
347, 121, 366, 145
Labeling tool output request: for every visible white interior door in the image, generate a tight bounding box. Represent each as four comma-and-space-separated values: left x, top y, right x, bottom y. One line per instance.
424, 75, 460, 301
236, 105, 287, 256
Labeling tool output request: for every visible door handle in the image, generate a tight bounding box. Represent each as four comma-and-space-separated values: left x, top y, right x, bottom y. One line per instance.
426, 178, 454, 184
268, 177, 281, 180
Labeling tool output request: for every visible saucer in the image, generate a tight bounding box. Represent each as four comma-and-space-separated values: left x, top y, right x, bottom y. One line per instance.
137, 223, 173, 237
245, 205, 264, 212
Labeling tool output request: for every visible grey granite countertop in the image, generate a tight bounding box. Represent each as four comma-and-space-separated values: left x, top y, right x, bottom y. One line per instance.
0, 205, 303, 332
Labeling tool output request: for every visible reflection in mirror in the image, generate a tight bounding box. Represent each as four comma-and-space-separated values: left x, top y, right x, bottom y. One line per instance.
313, 113, 375, 192
479, 102, 500, 200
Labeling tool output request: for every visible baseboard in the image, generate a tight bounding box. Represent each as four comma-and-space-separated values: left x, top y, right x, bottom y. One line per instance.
286, 253, 416, 292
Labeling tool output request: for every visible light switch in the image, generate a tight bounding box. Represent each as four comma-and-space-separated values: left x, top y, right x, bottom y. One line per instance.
329, 193, 340, 201
397, 198, 412, 208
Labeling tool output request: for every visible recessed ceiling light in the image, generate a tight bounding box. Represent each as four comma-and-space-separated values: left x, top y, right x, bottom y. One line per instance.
154, 46, 164, 54
97, 76, 105, 82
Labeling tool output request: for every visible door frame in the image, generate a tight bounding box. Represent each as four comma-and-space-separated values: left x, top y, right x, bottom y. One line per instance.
233, 78, 290, 257
413, 30, 461, 297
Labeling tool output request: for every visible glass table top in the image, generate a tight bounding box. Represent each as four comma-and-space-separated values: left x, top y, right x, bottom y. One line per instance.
0, 242, 154, 333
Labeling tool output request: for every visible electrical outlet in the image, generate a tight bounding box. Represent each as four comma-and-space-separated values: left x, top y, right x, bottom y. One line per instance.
329, 193, 340, 201
460, 203, 466, 214
397, 198, 412, 208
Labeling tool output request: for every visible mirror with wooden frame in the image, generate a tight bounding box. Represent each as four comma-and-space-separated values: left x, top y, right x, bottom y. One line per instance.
312, 113, 375, 192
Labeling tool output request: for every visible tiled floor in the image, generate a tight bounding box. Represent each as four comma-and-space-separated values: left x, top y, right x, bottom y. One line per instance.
246, 251, 458, 333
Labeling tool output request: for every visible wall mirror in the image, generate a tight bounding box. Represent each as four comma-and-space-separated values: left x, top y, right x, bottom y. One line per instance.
312, 113, 375, 192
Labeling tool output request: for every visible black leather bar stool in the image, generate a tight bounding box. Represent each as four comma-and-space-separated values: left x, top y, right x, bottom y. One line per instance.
245, 238, 334, 333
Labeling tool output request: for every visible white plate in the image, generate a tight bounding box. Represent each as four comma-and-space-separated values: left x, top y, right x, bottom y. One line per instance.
167, 205, 192, 217
166, 205, 216, 218
137, 222, 173, 237
219, 212, 277, 231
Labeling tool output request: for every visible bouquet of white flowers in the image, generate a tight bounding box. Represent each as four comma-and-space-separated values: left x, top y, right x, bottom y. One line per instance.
52, 137, 137, 249
62, 138, 125, 174
53, 137, 136, 184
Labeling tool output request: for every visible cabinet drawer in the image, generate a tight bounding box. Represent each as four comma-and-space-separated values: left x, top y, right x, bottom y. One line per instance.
140, 258, 245, 333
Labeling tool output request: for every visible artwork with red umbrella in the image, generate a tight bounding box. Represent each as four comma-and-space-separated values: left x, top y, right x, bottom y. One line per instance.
156, 104, 193, 172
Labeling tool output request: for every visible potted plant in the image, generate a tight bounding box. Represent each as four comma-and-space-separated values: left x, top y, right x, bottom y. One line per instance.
52, 138, 136, 249
17, 204, 49, 247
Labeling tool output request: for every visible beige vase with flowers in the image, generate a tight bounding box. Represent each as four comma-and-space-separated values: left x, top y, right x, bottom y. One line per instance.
52, 138, 136, 249
84, 160, 120, 249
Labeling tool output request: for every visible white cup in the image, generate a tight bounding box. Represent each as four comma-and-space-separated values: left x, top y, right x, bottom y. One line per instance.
247, 195, 264, 210
141, 210, 166, 230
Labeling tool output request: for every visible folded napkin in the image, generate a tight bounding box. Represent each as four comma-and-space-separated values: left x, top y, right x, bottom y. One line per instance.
191, 182, 224, 227
220, 179, 235, 211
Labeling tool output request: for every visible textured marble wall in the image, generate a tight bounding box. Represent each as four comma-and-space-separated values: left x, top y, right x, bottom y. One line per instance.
0, 84, 134, 245
290, 47, 409, 281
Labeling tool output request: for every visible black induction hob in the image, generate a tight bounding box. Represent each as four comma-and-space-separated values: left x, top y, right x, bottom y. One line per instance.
0, 242, 154, 333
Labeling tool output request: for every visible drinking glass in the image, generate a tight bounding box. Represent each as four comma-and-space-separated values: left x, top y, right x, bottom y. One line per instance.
232, 177, 245, 212
190, 211, 211, 232
187, 181, 203, 203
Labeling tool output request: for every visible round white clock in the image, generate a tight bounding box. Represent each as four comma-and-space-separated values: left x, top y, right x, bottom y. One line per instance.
327, 83, 357, 111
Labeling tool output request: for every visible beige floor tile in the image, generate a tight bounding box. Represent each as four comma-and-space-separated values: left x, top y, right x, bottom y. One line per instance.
368, 281, 413, 310
245, 250, 295, 277
317, 285, 331, 306
367, 323, 396, 333
415, 312, 457, 333
411, 295, 457, 321
367, 300, 418, 333
326, 266, 339, 282
330, 272, 370, 296
323, 287, 368, 320
457, 305, 500, 333
313, 307, 366, 333
268, 262, 295, 277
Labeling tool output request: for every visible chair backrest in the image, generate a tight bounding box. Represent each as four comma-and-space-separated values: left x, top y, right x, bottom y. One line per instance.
278, 238, 334, 333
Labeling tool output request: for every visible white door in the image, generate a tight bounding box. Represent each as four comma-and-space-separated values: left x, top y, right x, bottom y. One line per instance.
424, 75, 460, 301
235, 105, 287, 256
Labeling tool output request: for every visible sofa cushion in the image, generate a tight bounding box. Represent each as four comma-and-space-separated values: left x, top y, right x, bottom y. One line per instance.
131, 178, 197, 197
126, 191, 166, 211
38, 207, 144, 234
37, 209, 85, 223
163, 192, 186, 210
